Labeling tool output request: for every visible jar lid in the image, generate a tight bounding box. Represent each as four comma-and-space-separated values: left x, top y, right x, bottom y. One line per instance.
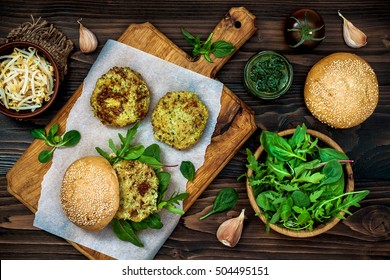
244, 51, 293, 100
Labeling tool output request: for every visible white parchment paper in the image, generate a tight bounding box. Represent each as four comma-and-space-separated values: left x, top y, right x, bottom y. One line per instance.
34, 39, 223, 260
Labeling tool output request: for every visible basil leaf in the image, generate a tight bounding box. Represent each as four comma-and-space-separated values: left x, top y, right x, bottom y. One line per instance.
111, 219, 144, 247
181, 28, 196, 46
180, 161, 195, 181
60, 130, 81, 147
211, 40, 235, 58
200, 188, 238, 220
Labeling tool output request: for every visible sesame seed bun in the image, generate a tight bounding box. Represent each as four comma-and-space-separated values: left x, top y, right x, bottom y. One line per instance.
304, 53, 379, 128
61, 156, 119, 231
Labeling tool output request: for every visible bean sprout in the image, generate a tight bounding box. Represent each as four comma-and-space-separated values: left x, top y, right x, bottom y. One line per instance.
0, 47, 55, 112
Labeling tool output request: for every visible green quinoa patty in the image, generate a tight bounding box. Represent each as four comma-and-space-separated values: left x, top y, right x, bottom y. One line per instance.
113, 160, 159, 222
151, 91, 209, 150
90, 66, 150, 127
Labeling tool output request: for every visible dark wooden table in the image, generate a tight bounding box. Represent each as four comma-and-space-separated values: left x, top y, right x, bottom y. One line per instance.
1, 0, 389, 260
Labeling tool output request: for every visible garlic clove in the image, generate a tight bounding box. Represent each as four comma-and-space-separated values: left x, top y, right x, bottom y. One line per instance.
77, 19, 98, 53
338, 11, 367, 48
216, 209, 245, 247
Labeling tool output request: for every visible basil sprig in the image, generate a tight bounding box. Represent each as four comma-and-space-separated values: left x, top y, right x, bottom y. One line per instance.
181, 28, 235, 63
242, 123, 369, 232
31, 123, 81, 163
96, 122, 190, 247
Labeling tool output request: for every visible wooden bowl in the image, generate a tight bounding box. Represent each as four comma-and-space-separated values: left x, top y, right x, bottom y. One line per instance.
0, 41, 60, 119
246, 128, 354, 237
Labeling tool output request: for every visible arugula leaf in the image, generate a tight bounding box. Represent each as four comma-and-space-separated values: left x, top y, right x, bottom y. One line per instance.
291, 170, 325, 184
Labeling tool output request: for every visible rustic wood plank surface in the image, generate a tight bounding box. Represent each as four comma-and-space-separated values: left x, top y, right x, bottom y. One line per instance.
1, 0, 389, 260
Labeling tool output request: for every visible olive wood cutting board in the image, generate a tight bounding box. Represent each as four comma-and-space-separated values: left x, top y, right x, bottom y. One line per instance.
6, 7, 257, 259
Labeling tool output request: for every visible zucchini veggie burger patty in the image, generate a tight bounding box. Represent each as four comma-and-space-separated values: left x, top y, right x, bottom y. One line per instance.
90, 66, 150, 127
152, 91, 209, 150
113, 160, 159, 222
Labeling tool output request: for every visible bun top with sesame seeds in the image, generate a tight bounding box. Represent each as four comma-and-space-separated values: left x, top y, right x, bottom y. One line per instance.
304, 52, 379, 129
60, 156, 119, 231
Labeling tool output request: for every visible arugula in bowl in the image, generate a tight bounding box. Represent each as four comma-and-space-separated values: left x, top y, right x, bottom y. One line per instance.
241, 124, 369, 235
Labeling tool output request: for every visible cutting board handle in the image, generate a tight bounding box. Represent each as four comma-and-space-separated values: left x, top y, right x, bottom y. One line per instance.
194, 7, 257, 78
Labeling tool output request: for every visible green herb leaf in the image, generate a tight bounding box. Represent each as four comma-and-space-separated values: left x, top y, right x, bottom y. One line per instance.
111, 219, 144, 247
200, 188, 238, 220
38, 149, 54, 163
60, 130, 81, 147
123, 145, 145, 160
143, 144, 161, 162
31, 124, 81, 163
291, 191, 311, 208
31, 128, 47, 140
182, 28, 235, 63
181, 28, 196, 46
319, 159, 343, 187
288, 123, 307, 149
180, 161, 195, 181
157, 171, 171, 204
260, 131, 306, 162
211, 40, 235, 58
245, 124, 369, 232
318, 147, 349, 162
130, 213, 163, 231
138, 155, 162, 169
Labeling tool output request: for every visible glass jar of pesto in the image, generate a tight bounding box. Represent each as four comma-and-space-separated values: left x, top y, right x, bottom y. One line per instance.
244, 51, 293, 100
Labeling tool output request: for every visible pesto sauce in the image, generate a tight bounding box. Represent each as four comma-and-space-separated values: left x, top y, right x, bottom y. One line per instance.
249, 55, 288, 94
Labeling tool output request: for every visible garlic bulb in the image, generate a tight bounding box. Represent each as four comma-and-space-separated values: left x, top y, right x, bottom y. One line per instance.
216, 209, 245, 247
77, 19, 98, 53
338, 11, 367, 48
